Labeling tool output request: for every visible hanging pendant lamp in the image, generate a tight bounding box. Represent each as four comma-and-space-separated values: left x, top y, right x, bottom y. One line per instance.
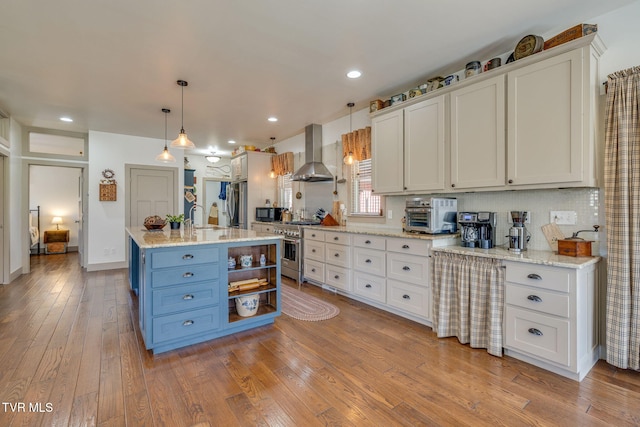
171, 80, 196, 149
343, 102, 355, 165
156, 108, 176, 163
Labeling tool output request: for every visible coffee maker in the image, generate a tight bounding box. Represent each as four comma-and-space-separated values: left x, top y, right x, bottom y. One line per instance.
458, 212, 497, 248
509, 211, 530, 253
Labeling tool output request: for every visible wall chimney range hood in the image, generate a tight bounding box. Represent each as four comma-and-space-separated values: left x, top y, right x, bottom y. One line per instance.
291, 124, 333, 182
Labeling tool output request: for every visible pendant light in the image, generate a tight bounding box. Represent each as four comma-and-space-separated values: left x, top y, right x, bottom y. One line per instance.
171, 80, 196, 149
269, 137, 277, 178
205, 154, 221, 163
156, 108, 176, 163
343, 102, 355, 165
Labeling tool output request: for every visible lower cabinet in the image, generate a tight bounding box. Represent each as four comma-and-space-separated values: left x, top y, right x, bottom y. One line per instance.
503, 260, 599, 381
134, 238, 281, 354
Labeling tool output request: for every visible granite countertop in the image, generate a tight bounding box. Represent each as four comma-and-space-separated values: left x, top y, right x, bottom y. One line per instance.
430, 246, 601, 269
301, 224, 459, 241
127, 226, 283, 249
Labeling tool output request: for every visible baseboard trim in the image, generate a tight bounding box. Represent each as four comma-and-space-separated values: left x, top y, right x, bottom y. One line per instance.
86, 261, 127, 272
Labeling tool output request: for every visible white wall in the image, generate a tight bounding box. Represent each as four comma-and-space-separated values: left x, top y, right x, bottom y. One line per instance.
29, 165, 81, 248
590, 1, 640, 76
9, 118, 23, 279
87, 131, 183, 270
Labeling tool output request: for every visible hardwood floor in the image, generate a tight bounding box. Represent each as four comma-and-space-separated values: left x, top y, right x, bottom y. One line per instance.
1, 253, 639, 426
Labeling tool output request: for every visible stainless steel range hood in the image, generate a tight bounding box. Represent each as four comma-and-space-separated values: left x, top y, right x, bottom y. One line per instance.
291, 124, 333, 182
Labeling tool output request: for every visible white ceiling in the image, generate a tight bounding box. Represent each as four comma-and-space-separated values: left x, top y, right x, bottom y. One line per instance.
0, 0, 635, 157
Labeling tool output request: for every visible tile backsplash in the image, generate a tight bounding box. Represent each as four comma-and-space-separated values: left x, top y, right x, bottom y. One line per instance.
353, 188, 604, 255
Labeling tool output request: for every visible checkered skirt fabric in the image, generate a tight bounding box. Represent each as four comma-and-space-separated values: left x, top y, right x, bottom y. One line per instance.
604, 65, 640, 370
432, 252, 504, 357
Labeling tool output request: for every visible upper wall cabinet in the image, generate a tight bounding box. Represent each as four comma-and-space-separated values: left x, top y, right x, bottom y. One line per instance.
372, 95, 446, 195
450, 75, 505, 190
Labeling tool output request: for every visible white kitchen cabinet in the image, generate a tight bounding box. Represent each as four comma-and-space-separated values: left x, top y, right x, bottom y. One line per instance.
507, 47, 598, 187
503, 260, 599, 381
449, 74, 505, 190
230, 154, 248, 181
352, 235, 386, 303
371, 109, 404, 194
371, 96, 446, 194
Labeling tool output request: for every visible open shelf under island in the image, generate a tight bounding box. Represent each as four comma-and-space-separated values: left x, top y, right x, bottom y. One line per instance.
127, 225, 282, 354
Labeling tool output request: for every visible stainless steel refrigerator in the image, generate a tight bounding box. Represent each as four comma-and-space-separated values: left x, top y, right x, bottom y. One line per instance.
225, 181, 247, 229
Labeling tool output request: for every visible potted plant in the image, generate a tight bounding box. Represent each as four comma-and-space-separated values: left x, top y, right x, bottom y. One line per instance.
166, 213, 185, 230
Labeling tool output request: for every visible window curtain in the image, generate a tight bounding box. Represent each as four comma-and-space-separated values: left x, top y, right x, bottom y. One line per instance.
604, 65, 640, 370
342, 126, 371, 161
271, 152, 294, 176
432, 252, 504, 357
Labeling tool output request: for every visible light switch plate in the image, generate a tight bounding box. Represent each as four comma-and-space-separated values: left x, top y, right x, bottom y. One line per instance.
550, 210, 577, 225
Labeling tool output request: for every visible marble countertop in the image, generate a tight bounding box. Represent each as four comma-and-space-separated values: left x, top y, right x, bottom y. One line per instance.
430, 246, 600, 269
127, 226, 283, 249
301, 224, 459, 241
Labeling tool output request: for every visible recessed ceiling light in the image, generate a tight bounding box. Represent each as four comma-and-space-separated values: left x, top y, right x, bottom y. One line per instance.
346, 70, 362, 79
268, 117, 278, 122
228, 140, 236, 144
60, 117, 73, 122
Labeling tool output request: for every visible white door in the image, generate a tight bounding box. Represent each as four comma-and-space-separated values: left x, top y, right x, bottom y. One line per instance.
128, 167, 177, 227
77, 172, 84, 267
0, 156, 4, 283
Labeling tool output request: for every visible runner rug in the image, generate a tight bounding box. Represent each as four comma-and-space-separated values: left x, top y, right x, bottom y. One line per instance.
280, 285, 340, 321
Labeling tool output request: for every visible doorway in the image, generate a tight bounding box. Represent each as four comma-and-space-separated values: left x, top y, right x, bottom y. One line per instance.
202, 177, 229, 227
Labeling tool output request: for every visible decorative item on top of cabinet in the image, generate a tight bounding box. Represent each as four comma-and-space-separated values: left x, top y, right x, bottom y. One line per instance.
99, 168, 117, 201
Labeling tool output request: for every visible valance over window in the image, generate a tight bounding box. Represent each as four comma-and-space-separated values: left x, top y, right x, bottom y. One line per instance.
271, 152, 294, 177
342, 126, 371, 161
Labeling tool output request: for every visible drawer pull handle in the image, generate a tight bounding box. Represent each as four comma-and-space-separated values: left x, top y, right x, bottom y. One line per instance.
365, 259, 372, 263
183, 272, 194, 278
183, 294, 194, 300
403, 294, 411, 300
183, 320, 195, 326
334, 253, 340, 257
312, 249, 316, 253
311, 268, 316, 273
528, 328, 543, 336
365, 284, 372, 288
402, 244, 410, 249
182, 254, 194, 260
334, 275, 340, 279
527, 273, 542, 280
334, 237, 339, 241
365, 240, 371, 244
311, 233, 316, 238
402, 266, 411, 271
527, 295, 542, 303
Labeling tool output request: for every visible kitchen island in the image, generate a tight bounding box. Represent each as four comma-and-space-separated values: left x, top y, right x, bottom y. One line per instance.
127, 226, 282, 354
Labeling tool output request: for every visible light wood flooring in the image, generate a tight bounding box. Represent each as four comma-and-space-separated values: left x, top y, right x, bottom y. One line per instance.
1, 253, 639, 426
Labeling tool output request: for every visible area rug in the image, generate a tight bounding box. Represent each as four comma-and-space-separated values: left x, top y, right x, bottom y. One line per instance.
280, 285, 340, 321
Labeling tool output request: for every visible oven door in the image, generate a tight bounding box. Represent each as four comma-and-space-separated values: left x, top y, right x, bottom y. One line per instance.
281, 238, 300, 281
405, 207, 431, 232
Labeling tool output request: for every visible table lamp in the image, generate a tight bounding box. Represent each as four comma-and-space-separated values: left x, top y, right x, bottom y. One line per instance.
51, 216, 63, 230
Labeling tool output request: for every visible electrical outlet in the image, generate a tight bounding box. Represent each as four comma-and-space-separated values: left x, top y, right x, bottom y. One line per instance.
550, 211, 577, 225
387, 210, 393, 219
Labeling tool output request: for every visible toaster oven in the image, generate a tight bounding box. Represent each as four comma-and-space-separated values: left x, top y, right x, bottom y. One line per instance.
404, 197, 458, 234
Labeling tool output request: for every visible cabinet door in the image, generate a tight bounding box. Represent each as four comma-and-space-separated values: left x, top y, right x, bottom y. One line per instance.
507, 49, 583, 186
450, 75, 506, 190
404, 95, 446, 192
230, 157, 242, 181
371, 109, 404, 194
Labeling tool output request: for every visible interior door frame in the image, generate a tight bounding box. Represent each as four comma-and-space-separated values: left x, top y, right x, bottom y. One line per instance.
124, 163, 179, 228
22, 158, 88, 274
202, 177, 228, 226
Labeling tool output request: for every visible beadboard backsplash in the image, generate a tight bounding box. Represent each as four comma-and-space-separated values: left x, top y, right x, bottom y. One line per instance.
352, 188, 604, 255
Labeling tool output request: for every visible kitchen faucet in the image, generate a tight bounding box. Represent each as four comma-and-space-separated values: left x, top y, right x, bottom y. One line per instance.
186, 203, 203, 233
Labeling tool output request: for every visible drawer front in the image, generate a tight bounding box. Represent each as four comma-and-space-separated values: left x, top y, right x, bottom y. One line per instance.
386, 238, 430, 256
262, 224, 274, 233
150, 247, 219, 269
325, 264, 351, 292
324, 231, 352, 246
304, 240, 325, 262
304, 229, 325, 242
387, 280, 430, 319
152, 282, 219, 316
325, 243, 351, 268
505, 306, 570, 366
352, 234, 386, 251
152, 307, 221, 344
150, 264, 220, 288
387, 252, 429, 286
506, 283, 570, 318
504, 262, 571, 293
353, 247, 386, 276
353, 271, 386, 303
304, 259, 325, 283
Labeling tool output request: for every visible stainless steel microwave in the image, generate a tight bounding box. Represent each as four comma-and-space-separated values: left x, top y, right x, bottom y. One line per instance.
404, 197, 458, 234
255, 207, 284, 222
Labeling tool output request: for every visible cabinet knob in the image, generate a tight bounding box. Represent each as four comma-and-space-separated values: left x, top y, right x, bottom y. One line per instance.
508, 179, 514, 184
183, 272, 194, 278
182, 254, 194, 260
402, 294, 411, 300
402, 266, 411, 271
451, 184, 456, 188
334, 275, 340, 279
311, 268, 316, 273
402, 244, 410, 249
527, 295, 542, 303
527, 273, 542, 280
334, 253, 340, 257
182, 294, 195, 300
334, 237, 339, 241
182, 320, 195, 326
528, 328, 543, 336
365, 284, 372, 288
365, 240, 371, 244
365, 259, 372, 263
312, 249, 316, 253
312, 233, 316, 237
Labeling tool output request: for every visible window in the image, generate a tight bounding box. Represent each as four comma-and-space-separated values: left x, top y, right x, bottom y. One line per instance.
278, 173, 293, 210
350, 159, 382, 215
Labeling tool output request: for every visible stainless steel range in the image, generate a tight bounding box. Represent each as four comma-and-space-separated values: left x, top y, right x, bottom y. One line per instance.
273, 221, 320, 283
